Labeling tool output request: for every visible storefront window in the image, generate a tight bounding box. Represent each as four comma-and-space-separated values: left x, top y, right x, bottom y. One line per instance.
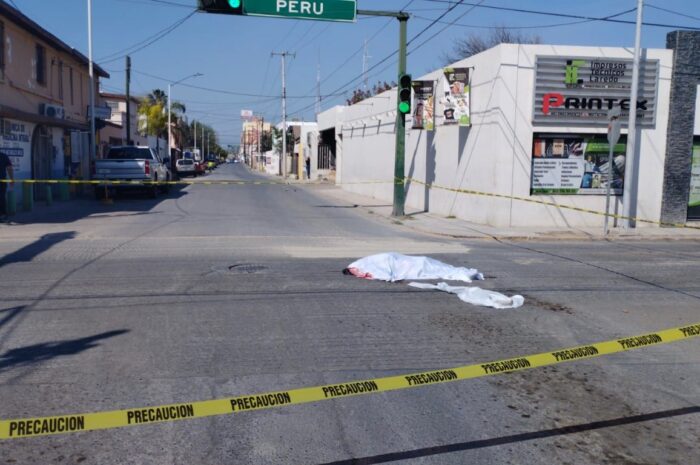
688, 137, 700, 220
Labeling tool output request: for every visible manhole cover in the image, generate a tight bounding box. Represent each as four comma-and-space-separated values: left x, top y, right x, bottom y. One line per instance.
228, 264, 268, 274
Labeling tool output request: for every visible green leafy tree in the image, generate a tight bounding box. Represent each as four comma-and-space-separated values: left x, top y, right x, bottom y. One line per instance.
139, 89, 188, 150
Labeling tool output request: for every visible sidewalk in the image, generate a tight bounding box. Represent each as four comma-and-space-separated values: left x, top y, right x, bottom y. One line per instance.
311, 184, 700, 241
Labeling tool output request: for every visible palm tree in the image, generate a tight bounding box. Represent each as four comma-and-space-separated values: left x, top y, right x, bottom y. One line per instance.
138, 89, 187, 151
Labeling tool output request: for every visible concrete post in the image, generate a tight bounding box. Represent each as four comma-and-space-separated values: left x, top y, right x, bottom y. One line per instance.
660, 30, 700, 226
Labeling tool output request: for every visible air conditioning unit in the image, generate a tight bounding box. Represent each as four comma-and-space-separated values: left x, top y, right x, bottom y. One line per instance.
39, 103, 66, 120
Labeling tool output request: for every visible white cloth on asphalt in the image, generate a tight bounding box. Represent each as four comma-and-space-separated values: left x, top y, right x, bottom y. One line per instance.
408, 282, 524, 309
344, 253, 484, 283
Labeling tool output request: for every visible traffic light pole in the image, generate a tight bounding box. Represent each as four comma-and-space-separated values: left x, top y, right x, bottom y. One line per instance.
357, 10, 409, 217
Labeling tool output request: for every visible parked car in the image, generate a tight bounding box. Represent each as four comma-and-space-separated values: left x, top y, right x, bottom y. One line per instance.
93, 146, 171, 199
176, 158, 196, 177
194, 161, 206, 176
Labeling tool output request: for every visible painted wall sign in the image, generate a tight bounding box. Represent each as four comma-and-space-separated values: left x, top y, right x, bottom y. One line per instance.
533, 56, 659, 127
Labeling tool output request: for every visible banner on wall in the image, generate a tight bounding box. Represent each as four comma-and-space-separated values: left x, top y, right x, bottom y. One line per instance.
531, 134, 626, 195
688, 139, 700, 220
441, 67, 470, 126
411, 81, 435, 131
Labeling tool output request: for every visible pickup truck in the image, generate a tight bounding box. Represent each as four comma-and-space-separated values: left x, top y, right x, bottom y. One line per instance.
93, 146, 171, 199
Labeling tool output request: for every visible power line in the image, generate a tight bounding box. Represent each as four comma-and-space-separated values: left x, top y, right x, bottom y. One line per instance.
411, 7, 636, 30
288, 0, 469, 117
418, 0, 700, 30
647, 4, 700, 22
132, 69, 343, 99
98, 9, 197, 64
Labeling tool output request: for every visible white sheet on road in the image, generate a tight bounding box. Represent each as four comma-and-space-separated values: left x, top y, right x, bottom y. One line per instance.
345, 252, 484, 283
408, 282, 525, 309
345, 253, 524, 309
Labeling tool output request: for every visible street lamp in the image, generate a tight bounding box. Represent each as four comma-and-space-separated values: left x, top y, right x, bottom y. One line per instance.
168, 73, 203, 157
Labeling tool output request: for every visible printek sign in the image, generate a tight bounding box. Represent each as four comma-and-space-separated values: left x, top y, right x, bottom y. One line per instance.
533, 56, 659, 127
245, 0, 356, 22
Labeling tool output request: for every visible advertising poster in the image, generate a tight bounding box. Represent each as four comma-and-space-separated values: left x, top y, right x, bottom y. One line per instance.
442, 67, 470, 126
531, 134, 626, 195
411, 81, 435, 131
688, 139, 700, 220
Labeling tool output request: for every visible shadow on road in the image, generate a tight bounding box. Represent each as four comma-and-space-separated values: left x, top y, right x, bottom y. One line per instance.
0, 231, 76, 269
0, 306, 25, 329
320, 406, 700, 465
0, 329, 129, 372
9, 185, 188, 225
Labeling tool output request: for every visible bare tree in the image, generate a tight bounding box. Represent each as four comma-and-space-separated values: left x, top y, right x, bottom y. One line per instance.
442, 27, 541, 64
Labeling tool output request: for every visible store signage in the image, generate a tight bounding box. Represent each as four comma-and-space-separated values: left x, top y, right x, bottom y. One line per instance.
245, 0, 357, 22
533, 56, 659, 127
411, 81, 435, 131
531, 134, 626, 195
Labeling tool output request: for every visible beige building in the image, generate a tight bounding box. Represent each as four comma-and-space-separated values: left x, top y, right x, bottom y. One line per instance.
0, 2, 109, 198
99, 93, 148, 151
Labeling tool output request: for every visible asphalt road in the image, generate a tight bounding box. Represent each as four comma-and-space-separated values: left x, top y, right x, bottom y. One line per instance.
1, 163, 699, 464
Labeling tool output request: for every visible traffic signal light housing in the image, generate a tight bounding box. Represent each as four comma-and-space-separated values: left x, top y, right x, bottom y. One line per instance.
198, 0, 243, 15
398, 74, 412, 115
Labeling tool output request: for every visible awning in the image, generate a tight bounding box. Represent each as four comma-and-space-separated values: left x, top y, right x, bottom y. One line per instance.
0, 104, 89, 131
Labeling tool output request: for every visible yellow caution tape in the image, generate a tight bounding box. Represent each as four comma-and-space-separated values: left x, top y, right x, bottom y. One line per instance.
403, 177, 700, 230
2, 322, 699, 440
2, 176, 698, 229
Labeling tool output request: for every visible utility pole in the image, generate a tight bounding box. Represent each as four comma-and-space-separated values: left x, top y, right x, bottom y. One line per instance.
362, 38, 371, 91
194, 120, 197, 154
87, 0, 96, 168
257, 116, 264, 171
357, 10, 410, 217
168, 73, 202, 160
125, 56, 131, 145
622, 0, 644, 229
315, 51, 322, 115
272, 51, 295, 178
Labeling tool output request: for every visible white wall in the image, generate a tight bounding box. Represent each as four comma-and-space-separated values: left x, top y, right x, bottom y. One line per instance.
323, 44, 673, 228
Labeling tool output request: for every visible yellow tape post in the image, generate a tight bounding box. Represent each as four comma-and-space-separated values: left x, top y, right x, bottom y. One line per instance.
1, 322, 699, 440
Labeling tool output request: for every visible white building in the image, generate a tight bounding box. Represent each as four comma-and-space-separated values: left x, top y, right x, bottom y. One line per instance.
315, 33, 700, 228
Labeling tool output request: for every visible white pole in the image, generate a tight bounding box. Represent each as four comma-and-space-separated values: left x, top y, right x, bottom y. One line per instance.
168, 83, 172, 157
282, 54, 287, 178
87, 0, 96, 166
622, 0, 644, 229
194, 120, 197, 153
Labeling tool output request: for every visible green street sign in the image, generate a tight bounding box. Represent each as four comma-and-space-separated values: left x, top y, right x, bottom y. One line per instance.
244, 0, 357, 22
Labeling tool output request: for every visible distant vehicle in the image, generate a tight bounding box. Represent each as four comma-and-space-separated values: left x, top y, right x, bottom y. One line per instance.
176, 158, 196, 177
93, 146, 171, 199
194, 161, 206, 176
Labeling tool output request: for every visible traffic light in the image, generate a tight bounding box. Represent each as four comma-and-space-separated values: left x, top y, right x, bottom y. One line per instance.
398, 74, 412, 115
197, 0, 244, 15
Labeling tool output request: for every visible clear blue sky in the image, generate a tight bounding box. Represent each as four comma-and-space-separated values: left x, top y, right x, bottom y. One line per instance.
7, 0, 700, 146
